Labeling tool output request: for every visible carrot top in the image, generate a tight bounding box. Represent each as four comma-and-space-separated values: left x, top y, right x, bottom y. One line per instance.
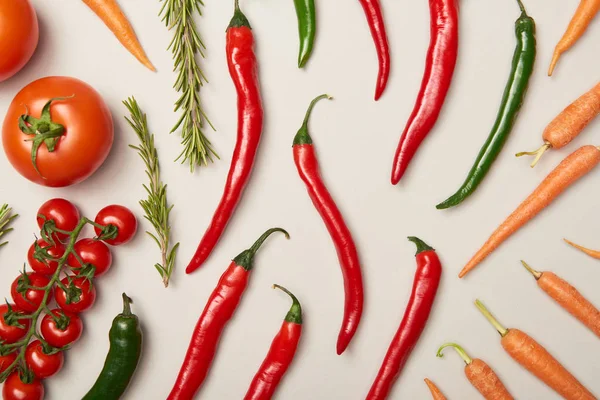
437, 343, 473, 365
475, 300, 509, 337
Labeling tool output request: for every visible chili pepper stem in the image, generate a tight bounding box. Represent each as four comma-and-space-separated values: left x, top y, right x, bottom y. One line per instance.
232, 228, 289, 270
475, 300, 509, 337
407, 236, 434, 255
516, 0, 527, 14
301, 94, 332, 129
436, 343, 473, 365
273, 284, 302, 324
122, 293, 133, 316
520, 260, 542, 279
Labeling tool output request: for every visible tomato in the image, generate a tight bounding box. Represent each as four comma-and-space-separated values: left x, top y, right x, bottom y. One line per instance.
0, 351, 17, 374
94, 205, 137, 246
2, 372, 44, 400
25, 340, 64, 379
40, 309, 83, 348
67, 238, 112, 277
0, 304, 30, 344
2, 76, 114, 187
54, 276, 96, 313
0, 0, 38, 82
27, 239, 65, 275
10, 273, 51, 313
36, 198, 80, 241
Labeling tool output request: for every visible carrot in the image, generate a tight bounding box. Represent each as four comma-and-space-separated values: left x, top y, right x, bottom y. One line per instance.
424, 378, 447, 400
460, 145, 600, 278
516, 82, 600, 167
564, 239, 600, 259
548, 0, 600, 76
521, 261, 600, 338
82, 0, 155, 71
437, 343, 513, 400
476, 300, 596, 400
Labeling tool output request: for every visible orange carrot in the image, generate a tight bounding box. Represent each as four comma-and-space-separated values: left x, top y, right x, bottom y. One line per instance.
476, 300, 596, 400
82, 0, 155, 71
564, 239, 600, 259
517, 82, 600, 167
460, 145, 600, 278
521, 261, 600, 338
424, 378, 447, 400
437, 343, 513, 400
549, 0, 600, 76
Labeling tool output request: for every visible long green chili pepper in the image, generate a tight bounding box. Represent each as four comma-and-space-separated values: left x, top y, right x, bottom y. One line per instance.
293, 0, 316, 68
436, 0, 535, 210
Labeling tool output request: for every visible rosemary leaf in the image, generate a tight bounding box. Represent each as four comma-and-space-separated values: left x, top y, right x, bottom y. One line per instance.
0, 204, 17, 248
124, 97, 179, 288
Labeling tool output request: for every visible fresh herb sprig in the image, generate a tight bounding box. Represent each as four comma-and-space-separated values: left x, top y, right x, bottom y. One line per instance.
124, 97, 179, 288
0, 204, 18, 248
160, 0, 217, 171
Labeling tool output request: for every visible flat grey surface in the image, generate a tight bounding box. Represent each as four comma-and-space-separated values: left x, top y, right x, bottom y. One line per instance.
0, 0, 599, 399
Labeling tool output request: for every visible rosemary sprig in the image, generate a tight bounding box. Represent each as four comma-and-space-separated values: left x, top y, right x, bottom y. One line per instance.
124, 97, 179, 288
0, 204, 18, 248
160, 0, 217, 171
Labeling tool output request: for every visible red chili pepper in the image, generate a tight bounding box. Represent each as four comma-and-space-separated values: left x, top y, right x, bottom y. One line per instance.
186, 0, 263, 273
391, 0, 459, 184
359, 0, 391, 100
292, 95, 364, 355
243, 285, 302, 400
167, 228, 289, 399
366, 237, 442, 400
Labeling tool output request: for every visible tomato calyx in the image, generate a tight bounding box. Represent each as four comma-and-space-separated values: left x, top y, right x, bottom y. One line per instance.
58, 276, 87, 305
49, 310, 70, 331
18, 97, 72, 177
31, 240, 59, 268
95, 223, 118, 242
73, 263, 96, 281
2, 304, 26, 330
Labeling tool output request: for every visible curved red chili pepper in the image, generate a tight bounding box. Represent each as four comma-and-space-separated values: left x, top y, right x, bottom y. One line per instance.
244, 285, 302, 400
359, 0, 391, 100
391, 0, 459, 184
366, 237, 442, 400
292, 95, 364, 355
186, 1, 263, 273
168, 228, 289, 399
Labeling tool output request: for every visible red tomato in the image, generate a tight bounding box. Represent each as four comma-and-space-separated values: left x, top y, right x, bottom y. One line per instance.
0, 351, 17, 374
0, 304, 30, 344
27, 239, 65, 275
36, 198, 80, 241
2, 76, 113, 187
40, 309, 83, 348
67, 238, 112, 277
2, 372, 44, 400
25, 340, 64, 379
0, 0, 38, 82
10, 273, 51, 313
94, 205, 137, 246
54, 276, 96, 313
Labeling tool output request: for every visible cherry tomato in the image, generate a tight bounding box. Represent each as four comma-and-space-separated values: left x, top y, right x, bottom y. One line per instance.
36, 198, 80, 241
2, 372, 44, 400
0, 0, 38, 82
0, 304, 30, 344
25, 340, 64, 379
0, 351, 17, 374
94, 205, 137, 246
67, 238, 112, 277
2, 76, 114, 187
27, 239, 65, 275
10, 273, 51, 313
40, 309, 83, 348
55, 276, 96, 313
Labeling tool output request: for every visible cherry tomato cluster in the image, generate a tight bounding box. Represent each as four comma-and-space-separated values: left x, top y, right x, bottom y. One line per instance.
0, 199, 136, 400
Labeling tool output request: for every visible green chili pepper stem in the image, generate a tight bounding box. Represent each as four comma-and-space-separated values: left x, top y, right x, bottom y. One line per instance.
436, 343, 473, 365
475, 300, 509, 337
293, 94, 332, 146
228, 0, 251, 29
515, 0, 526, 15
407, 237, 434, 255
121, 293, 133, 316
233, 228, 290, 271
273, 284, 302, 324
520, 260, 542, 280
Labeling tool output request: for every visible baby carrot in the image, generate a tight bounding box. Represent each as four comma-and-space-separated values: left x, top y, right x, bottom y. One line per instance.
82, 0, 155, 71
437, 343, 513, 400
460, 145, 600, 278
548, 0, 600, 76
476, 300, 596, 400
564, 239, 600, 259
517, 82, 600, 167
521, 261, 600, 338
424, 378, 447, 400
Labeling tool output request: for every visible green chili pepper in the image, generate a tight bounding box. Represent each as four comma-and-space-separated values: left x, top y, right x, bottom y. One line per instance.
293, 0, 316, 68
82, 294, 142, 400
436, 0, 535, 210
